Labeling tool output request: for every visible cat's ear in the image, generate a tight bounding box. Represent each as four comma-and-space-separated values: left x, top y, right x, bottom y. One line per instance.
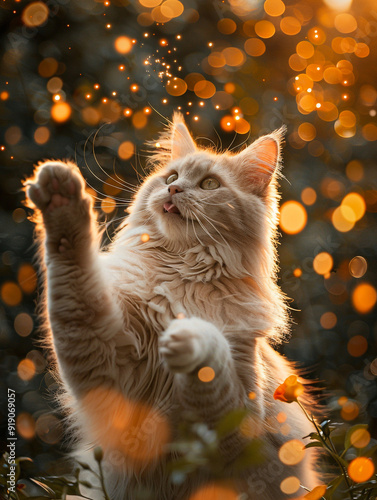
235, 127, 285, 192
171, 114, 196, 160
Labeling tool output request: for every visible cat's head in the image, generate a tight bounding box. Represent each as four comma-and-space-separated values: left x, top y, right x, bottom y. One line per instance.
128, 113, 284, 271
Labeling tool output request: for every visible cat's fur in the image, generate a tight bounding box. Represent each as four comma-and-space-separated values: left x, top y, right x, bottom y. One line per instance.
25, 114, 318, 499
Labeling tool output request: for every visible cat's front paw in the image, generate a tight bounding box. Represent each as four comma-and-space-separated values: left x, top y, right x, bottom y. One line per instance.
24, 161, 94, 255
25, 161, 86, 213
159, 317, 218, 373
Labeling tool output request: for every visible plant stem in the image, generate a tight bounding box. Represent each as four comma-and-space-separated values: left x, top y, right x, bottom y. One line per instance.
297, 400, 354, 500
98, 460, 111, 500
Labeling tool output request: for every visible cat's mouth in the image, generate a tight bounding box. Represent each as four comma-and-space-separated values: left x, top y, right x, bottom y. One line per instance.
163, 202, 181, 215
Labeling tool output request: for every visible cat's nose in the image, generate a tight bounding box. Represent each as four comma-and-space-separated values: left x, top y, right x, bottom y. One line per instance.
168, 185, 183, 195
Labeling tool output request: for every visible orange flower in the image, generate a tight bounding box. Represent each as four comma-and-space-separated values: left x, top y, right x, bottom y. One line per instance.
274, 375, 304, 403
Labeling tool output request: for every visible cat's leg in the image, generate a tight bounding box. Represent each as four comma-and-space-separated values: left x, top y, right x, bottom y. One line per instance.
159, 317, 243, 427
25, 161, 124, 396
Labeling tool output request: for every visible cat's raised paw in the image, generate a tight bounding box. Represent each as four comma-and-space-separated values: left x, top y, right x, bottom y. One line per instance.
159, 317, 217, 374
25, 161, 86, 213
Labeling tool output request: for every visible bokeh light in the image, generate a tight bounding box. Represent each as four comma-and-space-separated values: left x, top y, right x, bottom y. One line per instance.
279, 201, 307, 234
189, 483, 238, 500
352, 283, 377, 314
198, 366, 215, 382
278, 439, 306, 465
280, 476, 300, 495
348, 457, 375, 483
313, 252, 333, 275
350, 428, 371, 449
22, 2, 49, 27
349, 256, 367, 278
114, 36, 133, 54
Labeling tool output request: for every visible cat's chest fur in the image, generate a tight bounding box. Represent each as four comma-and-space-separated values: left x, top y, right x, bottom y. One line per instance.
109, 244, 260, 338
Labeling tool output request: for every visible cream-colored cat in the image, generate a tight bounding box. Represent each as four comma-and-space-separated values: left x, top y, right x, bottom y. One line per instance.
25, 114, 317, 499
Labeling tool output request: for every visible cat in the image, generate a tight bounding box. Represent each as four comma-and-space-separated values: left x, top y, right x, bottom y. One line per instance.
24, 113, 318, 499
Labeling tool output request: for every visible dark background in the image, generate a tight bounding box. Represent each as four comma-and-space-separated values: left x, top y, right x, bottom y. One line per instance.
1, 0, 377, 478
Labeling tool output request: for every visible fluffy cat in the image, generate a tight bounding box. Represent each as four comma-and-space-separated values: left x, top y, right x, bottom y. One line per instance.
25, 113, 318, 499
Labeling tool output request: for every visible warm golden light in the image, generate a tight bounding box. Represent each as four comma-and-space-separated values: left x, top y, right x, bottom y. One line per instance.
255, 20, 276, 39
341, 400, 359, 421
352, 283, 377, 314
301, 187, 317, 205
34, 126, 50, 145
278, 439, 306, 465
14, 313, 33, 337
140, 233, 150, 243
114, 36, 132, 54
16, 413, 36, 440
348, 457, 375, 483
332, 206, 355, 232
18, 263, 37, 293
1, 282, 22, 306
118, 141, 135, 160
323, 0, 352, 9
17, 359, 36, 381
194, 80, 216, 99
320, 311, 337, 329
264, 0, 285, 17
244, 38, 266, 57
166, 78, 187, 96
313, 252, 333, 275
198, 366, 215, 383
82, 388, 171, 469
350, 428, 371, 449
280, 16, 301, 36
51, 102, 72, 123
101, 197, 116, 214
280, 476, 300, 495
279, 201, 307, 234
189, 483, 238, 500
22, 2, 49, 27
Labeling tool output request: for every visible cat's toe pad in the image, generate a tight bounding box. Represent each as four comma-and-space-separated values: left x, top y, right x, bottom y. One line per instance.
25, 161, 85, 213
159, 318, 210, 373
58, 238, 71, 253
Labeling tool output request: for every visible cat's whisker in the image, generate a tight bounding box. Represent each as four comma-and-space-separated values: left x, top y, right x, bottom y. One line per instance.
84, 177, 136, 202
191, 211, 223, 247
227, 130, 239, 152
191, 204, 232, 249
229, 130, 251, 152
213, 126, 223, 151
135, 151, 149, 178
188, 212, 206, 246
83, 135, 138, 200
112, 159, 140, 193
84, 127, 139, 195
196, 136, 217, 150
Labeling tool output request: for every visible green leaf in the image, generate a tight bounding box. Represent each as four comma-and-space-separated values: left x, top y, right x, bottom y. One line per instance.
326, 474, 345, 499
215, 409, 249, 438
304, 442, 324, 449
303, 432, 323, 441
344, 424, 369, 452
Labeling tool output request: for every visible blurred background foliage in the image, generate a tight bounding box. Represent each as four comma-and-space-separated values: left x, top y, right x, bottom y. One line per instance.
0, 0, 377, 487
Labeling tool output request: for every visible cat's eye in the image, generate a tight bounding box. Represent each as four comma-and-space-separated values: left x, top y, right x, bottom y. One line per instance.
200, 177, 220, 190
166, 173, 178, 185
